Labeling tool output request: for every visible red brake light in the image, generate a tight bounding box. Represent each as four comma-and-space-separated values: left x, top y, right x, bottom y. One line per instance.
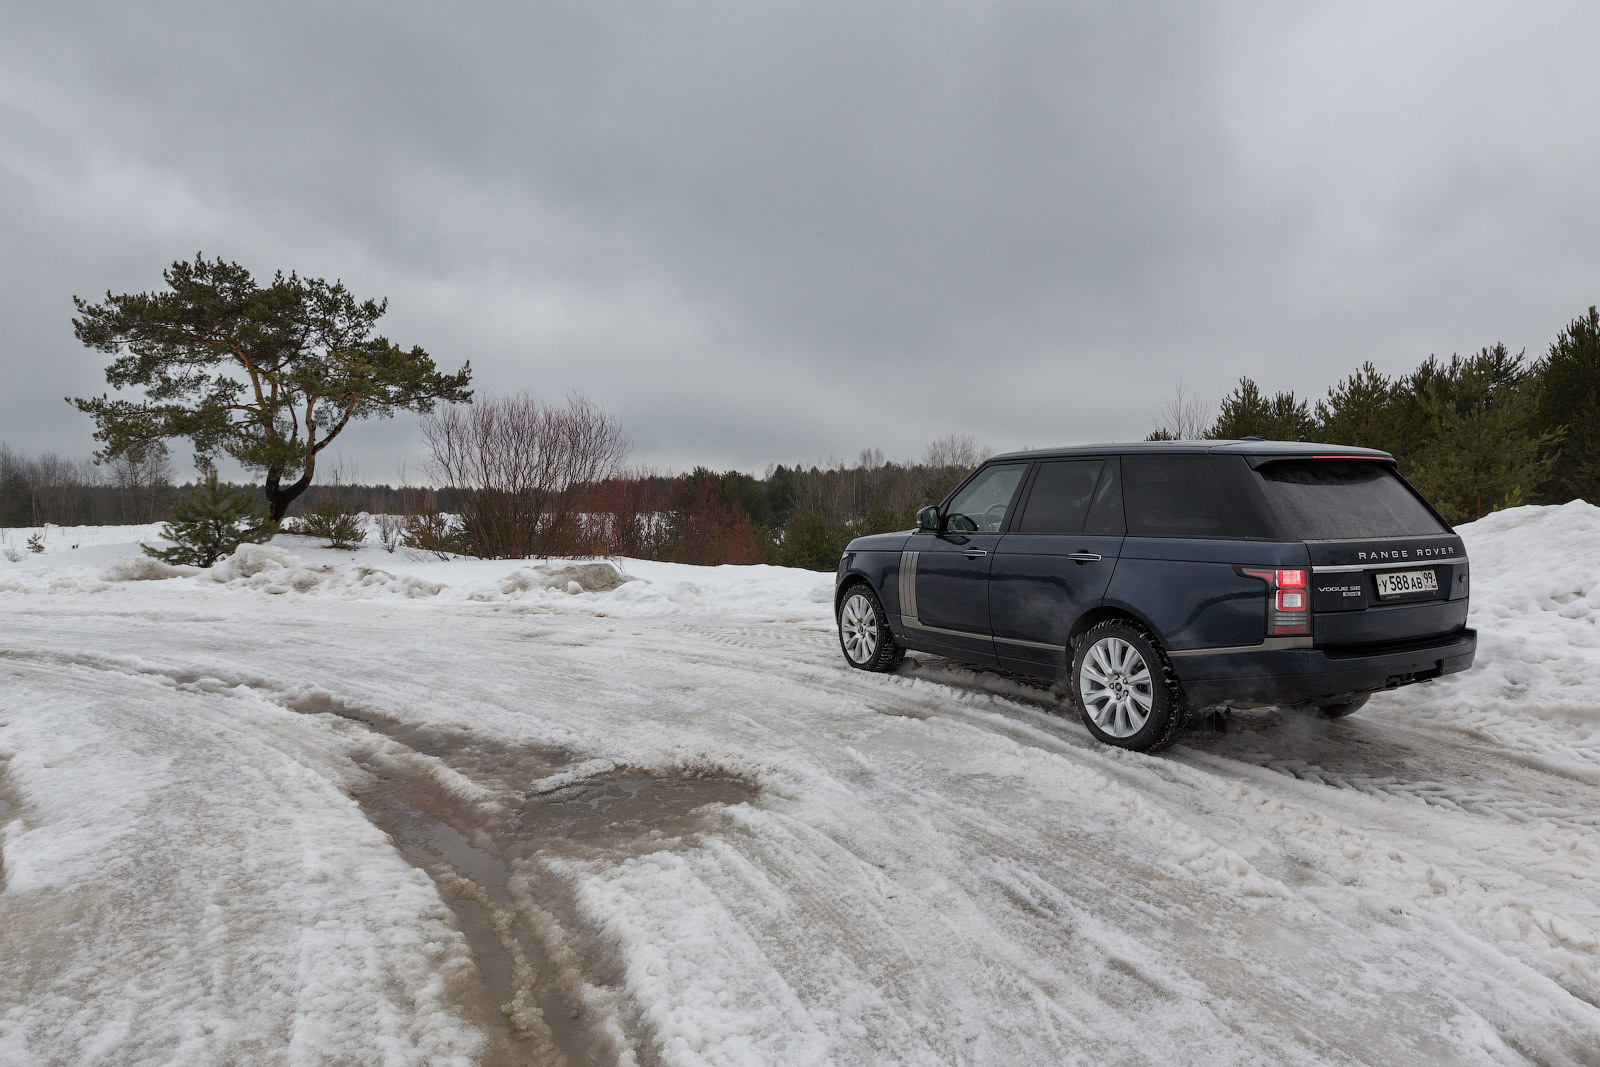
1239, 566, 1311, 637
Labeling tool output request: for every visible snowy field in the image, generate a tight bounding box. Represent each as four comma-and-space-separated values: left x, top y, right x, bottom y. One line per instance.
3, 505, 1600, 1066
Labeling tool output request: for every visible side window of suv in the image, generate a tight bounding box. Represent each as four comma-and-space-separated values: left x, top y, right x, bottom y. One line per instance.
1084, 459, 1125, 535
1123, 455, 1236, 538
944, 463, 1027, 533
1016, 460, 1104, 533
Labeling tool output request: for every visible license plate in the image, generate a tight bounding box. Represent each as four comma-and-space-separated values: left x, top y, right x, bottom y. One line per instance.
1375, 568, 1438, 598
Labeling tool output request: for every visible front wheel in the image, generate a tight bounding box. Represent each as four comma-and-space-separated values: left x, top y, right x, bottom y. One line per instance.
837, 584, 904, 672
1071, 620, 1189, 751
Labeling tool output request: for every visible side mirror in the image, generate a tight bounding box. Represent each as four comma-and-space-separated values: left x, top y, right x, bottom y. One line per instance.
916, 505, 940, 533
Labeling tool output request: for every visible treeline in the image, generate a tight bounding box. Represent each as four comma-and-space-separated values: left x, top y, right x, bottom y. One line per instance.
0, 444, 457, 528
580, 435, 993, 570
1153, 305, 1599, 524
0, 442, 179, 526
10, 305, 1595, 568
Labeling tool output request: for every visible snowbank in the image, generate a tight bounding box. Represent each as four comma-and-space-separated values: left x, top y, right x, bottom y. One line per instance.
2, 522, 834, 620
1386, 500, 1600, 727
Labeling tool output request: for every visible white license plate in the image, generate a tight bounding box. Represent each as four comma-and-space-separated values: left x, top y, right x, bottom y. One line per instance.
1375, 568, 1438, 598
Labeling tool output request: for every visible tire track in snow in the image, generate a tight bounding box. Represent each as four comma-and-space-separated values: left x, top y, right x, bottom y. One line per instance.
539, 620, 1590, 1061
0, 752, 15, 894
890, 667, 1600, 1024
644, 624, 1600, 1058
0, 653, 498, 1065
0, 646, 764, 1067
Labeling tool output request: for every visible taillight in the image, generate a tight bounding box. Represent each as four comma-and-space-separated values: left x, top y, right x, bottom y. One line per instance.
1240, 567, 1311, 636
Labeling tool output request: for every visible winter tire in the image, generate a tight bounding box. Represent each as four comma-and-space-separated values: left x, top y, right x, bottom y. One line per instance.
1313, 693, 1370, 719
1071, 619, 1190, 752
837, 583, 905, 673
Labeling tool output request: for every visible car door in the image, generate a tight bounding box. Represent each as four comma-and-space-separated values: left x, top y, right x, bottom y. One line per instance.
901, 461, 1029, 667
990, 458, 1125, 676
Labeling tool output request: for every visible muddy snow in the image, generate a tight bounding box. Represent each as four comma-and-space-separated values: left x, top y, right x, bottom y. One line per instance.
2, 505, 1599, 1065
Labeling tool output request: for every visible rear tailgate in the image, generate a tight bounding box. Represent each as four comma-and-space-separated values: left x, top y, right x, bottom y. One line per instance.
1237, 453, 1471, 650
1307, 536, 1470, 647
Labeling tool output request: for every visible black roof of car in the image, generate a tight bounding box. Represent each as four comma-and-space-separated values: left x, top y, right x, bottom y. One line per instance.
986, 440, 1394, 462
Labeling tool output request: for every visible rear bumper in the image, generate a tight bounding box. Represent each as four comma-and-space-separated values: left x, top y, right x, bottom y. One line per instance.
1172, 628, 1476, 706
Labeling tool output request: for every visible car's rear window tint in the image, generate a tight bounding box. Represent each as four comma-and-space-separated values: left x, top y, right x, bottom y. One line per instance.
1017, 460, 1104, 533
1123, 455, 1241, 538
1252, 460, 1447, 539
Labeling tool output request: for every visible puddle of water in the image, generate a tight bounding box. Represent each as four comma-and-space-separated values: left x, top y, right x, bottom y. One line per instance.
518, 771, 756, 848
362, 775, 590, 1067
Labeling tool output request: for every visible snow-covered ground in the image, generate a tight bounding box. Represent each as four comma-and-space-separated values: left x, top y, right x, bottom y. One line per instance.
3, 505, 1599, 1065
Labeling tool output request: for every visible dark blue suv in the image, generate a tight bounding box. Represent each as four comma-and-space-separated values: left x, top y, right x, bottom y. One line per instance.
834, 441, 1476, 751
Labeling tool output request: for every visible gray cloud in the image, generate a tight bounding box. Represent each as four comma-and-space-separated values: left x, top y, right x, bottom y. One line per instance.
3, 1, 1598, 478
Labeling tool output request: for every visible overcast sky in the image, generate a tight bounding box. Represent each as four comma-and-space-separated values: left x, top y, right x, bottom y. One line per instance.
3, 1, 1598, 479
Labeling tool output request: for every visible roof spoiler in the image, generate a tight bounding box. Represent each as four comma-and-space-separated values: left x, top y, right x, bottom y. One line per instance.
1244, 453, 1396, 469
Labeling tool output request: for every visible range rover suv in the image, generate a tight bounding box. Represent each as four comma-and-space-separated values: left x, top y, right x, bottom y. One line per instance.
834, 441, 1476, 751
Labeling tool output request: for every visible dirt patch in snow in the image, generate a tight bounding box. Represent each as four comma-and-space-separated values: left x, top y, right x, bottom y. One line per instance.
490, 561, 638, 598
286, 692, 755, 1067
98, 556, 200, 581
0, 758, 14, 893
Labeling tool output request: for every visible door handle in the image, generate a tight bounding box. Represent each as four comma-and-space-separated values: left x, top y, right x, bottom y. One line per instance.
964, 548, 988, 559
1067, 552, 1102, 563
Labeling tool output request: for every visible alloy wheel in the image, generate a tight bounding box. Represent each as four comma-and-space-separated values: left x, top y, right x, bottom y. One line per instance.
1079, 636, 1154, 738
840, 593, 879, 664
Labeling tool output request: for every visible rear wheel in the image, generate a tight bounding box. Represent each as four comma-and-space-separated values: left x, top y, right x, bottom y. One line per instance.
1313, 693, 1371, 719
837, 584, 904, 673
1072, 620, 1190, 751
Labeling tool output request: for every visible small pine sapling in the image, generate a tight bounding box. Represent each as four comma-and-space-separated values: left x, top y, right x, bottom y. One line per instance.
145, 472, 278, 567
287, 498, 367, 550
401, 504, 463, 560
26, 532, 45, 554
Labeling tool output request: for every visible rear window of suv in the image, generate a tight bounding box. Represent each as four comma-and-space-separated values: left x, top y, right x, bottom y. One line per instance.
1252, 459, 1447, 539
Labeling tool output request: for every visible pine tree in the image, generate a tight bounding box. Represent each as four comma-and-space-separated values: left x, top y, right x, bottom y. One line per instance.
779, 511, 849, 571
288, 497, 366, 549
1532, 306, 1600, 504
1209, 377, 1315, 441
1315, 362, 1403, 455
1406, 346, 1560, 523
72, 255, 472, 521
145, 472, 279, 567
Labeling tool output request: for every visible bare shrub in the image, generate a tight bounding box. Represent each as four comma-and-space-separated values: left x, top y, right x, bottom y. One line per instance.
108, 443, 176, 523
583, 468, 674, 558
420, 392, 629, 559
1147, 381, 1213, 441
376, 513, 403, 553
922, 434, 990, 471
